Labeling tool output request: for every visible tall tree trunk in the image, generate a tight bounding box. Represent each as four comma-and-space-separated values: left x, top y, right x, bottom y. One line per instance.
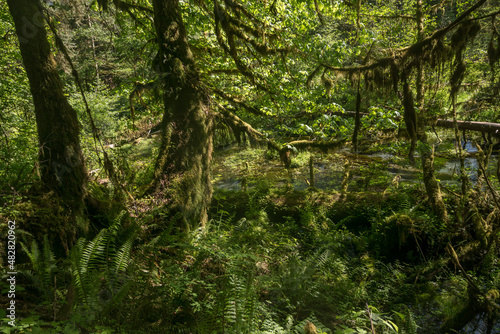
402, 79, 417, 165
352, 78, 361, 153
151, 0, 212, 231
7, 0, 87, 213
415, 0, 425, 111
415, 0, 427, 142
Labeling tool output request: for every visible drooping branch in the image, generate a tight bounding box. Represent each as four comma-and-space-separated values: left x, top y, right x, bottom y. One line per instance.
402, 0, 486, 54
217, 106, 268, 144
321, 56, 395, 74
213, 0, 290, 93
216, 104, 345, 169
465, 8, 500, 22
43, 6, 134, 200
212, 87, 272, 117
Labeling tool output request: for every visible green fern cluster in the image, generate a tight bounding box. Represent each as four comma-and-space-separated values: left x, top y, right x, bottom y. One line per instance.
20, 235, 58, 297
216, 274, 262, 332
70, 211, 137, 310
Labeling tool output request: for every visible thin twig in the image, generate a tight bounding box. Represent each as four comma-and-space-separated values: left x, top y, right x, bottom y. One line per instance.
479, 163, 500, 211
366, 303, 376, 334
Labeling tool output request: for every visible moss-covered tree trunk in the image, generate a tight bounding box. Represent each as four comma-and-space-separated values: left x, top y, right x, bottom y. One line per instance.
150, 0, 212, 231
402, 79, 417, 165
352, 79, 361, 153
7, 0, 87, 213
415, 0, 425, 111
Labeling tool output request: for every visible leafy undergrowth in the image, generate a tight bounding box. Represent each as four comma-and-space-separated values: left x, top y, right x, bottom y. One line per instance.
1, 135, 498, 333
2, 179, 499, 333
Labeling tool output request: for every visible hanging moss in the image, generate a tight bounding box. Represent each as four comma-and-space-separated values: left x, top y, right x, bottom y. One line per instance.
451, 60, 466, 97
321, 72, 334, 96
487, 34, 500, 70
430, 39, 452, 69
451, 23, 470, 51
390, 62, 399, 93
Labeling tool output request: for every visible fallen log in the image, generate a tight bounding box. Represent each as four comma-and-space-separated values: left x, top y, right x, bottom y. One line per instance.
435, 119, 500, 137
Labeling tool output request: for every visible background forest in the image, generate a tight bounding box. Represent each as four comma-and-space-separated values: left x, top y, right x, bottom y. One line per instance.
2, 0, 500, 333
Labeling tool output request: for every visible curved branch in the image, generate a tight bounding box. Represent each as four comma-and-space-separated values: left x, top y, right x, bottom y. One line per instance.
212, 87, 272, 117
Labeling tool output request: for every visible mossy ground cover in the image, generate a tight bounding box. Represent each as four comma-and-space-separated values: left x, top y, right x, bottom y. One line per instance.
2, 138, 500, 332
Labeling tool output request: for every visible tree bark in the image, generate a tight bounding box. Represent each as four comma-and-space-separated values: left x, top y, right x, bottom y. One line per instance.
7, 0, 87, 213
352, 79, 362, 153
415, 0, 424, 109
150, 0, 212, 230
436, 119, 500, 137
415, 0, 426, 141
403, 79, 417, 165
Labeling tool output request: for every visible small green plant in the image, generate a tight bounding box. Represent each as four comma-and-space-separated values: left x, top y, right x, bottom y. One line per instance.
335, 306, 400, 334
69, 211, 137, 326
20, 235, 58, 298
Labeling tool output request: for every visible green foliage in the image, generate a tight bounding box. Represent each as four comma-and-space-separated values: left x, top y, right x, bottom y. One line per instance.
0, 314, 79, 334
335, 306, 400, 334
20, 235, 57, 298
3, 0, 500, 332
69, 211, 137, 329
0, 2, 37, 196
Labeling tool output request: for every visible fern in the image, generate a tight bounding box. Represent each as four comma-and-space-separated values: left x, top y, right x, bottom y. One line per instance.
112, 237, 134, 273
403, 306, 418, 334
70, 238, 94, 305
20, 235, 57, 296
69, 211, 137, 311
195, 272, 263, 333
313, 248, 330, 270
292, 313, 331, 334
260, 318, 287, 334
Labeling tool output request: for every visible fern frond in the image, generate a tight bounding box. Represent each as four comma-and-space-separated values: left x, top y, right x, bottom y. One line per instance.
112, 236, 134, 273
314, 249, 330, 270
20, 240, 37, 267
68, 214, 138, 311
71, 232, 108, 305
70, 242, 89, 305
41, 235, 56, 288
261, 318, 287, 333
79, 229, 107, 275
404, 306, 418, 334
